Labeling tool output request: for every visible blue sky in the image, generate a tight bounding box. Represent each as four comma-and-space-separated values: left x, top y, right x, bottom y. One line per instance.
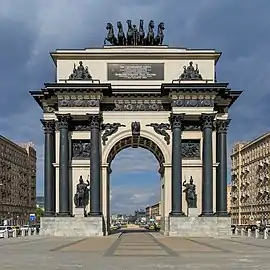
0, 0, 269, 214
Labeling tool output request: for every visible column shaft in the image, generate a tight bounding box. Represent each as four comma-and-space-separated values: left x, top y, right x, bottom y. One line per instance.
57, 114, 71, 216
88, 114, 102, 216
216, 119, 230, 216
200, 114, 215, 216
41, 120, 55, 216
169, 113, 185, 216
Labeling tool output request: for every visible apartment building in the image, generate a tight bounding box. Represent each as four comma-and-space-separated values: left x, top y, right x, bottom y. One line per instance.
230, 132, 270, 225
227, 184, 231, 213
0, 136, 36, 225
146, 201, 161, 222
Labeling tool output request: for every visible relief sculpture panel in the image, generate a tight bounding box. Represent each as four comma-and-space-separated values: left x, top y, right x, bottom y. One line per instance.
182, 139, 200, 159
72, 140, 91, 159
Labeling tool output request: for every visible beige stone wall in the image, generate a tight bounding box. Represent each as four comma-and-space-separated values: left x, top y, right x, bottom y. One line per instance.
54, 46, 216, 87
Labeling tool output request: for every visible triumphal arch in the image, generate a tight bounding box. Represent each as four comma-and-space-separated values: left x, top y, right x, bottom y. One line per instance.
31, 20, 241, 237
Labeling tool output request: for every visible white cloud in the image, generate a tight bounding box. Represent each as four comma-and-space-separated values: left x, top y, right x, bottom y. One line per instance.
110, 184, 160, 214
111, 148, 159, 175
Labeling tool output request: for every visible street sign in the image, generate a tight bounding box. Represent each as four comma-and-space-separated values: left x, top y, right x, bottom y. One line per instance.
29, 214, 36, 221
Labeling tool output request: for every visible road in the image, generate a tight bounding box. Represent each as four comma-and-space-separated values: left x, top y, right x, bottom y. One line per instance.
0, 228, 270, 269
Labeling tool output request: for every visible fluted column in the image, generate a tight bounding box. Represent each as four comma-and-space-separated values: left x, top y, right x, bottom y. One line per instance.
200, 114, 215, 216
169, 113, 185, 216
88, 113, 103, 216
216, 119, 231, 216
41, 119, 56, 216
56, 114, 71, 216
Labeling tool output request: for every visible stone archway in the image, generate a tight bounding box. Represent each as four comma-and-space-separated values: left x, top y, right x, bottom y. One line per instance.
102, 135, 168, 235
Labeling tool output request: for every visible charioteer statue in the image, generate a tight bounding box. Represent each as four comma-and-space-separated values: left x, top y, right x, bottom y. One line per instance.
183, 176, 197, 208
74, 175, 90, 208
104, 19, 165, 46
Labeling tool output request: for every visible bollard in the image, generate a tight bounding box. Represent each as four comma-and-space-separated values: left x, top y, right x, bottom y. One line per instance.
263, 228, 268, 240
241, 228, 245, 236
33, 228, 37, 235
255, 228, 259, 238
12, 229, 17, 238
247, 228, 251, 237
21, 229, 26, 237
235, 227, 238, 236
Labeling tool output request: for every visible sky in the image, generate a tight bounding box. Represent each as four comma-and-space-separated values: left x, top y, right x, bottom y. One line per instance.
0, 0, 269, 214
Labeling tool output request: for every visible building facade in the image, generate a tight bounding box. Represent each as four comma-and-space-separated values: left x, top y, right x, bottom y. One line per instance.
230, 132, 270, 225
227, 184, 231, 214
0, 136, 36, 225
146, 202, 161, 222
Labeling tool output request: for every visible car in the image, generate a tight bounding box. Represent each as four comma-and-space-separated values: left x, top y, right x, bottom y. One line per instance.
0, 226, 14, 238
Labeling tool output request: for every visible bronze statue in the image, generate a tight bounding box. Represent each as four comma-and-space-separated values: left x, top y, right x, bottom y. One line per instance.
104, 20, 165, 46
138, 19, 145, 45
146, 20, 155, 45
179, 62, 203, 81
131, 121, 140, 136
154, 22, 165, 45
126, 20, 134, 45
74, 175, 90, 208
183, 176, 197, 208
104, 23, 118, 45
117, 21, 126, 46
69, 61, 92, 80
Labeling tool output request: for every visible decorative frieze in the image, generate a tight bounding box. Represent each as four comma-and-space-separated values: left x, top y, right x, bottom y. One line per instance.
70, 121, 90, 131
112, 99, 165, 111
43, 106, 56, 113
182, 139, 200, 159
171, 94, 215, 107
58, 94, 101, 107
102, 123, 126, 145
184, 121, 201, 131
72, 140, 91, 159
146, 123, 171, 145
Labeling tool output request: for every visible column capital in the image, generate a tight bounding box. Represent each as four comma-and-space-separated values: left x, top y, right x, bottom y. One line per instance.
40, 119, 55, 134
56, 114, 71, 129
87, 113, 103, 129
169, 113, 185, 129
216, 119, 231, 134
200, 113, 215, 130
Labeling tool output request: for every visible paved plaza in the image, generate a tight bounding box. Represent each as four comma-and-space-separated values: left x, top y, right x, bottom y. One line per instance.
0, 229, 270, 269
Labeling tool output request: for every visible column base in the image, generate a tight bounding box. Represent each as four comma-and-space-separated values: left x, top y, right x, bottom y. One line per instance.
58, 212, 71, 217
43, 211, 56, 217
215, 211, 230, 217
169, 211, 186, 217
199, 212, 214, 217
88, 212, 102, 217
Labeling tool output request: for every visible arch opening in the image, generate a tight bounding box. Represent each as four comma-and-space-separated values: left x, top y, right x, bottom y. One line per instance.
106, 136, 165, 174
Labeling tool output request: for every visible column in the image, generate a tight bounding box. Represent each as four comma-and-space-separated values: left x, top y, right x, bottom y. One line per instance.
40, 119, 56, 216
169, 113, 185, 216
88, 113, 102, 216
56, 114, 71, 216
216, 119, 231, 216
200, 114, 215, 216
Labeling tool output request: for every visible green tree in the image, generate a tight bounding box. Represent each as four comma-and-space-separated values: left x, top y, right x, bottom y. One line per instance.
36, 207, 44, 221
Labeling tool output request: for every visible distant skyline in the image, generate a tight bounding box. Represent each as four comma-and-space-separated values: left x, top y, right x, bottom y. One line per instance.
1, 0, 270, 213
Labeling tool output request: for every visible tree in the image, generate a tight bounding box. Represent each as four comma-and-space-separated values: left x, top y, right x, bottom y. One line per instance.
36, 207, 44, 222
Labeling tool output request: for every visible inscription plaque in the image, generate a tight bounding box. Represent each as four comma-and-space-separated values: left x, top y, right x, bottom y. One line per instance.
107, 63, 164, 81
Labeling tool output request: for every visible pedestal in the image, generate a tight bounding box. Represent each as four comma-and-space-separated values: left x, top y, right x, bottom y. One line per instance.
169, 216, 232, 237
187, 208, 200, 217
40, 216, 104, 237
74, 207, 85, 218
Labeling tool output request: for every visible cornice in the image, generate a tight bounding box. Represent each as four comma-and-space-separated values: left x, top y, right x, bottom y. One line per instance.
50, 51, 221, 65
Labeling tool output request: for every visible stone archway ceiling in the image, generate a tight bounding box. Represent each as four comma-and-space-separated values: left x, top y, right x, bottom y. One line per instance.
107, 136, 165, 166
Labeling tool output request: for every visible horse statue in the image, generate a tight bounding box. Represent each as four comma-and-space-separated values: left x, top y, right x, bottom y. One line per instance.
104, 22, 118, 45
154, 22, 165, 45
117, 21, 126, 46
138, 19, 145, 45
146, 20, 155, 45
126, 20, 133, 45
